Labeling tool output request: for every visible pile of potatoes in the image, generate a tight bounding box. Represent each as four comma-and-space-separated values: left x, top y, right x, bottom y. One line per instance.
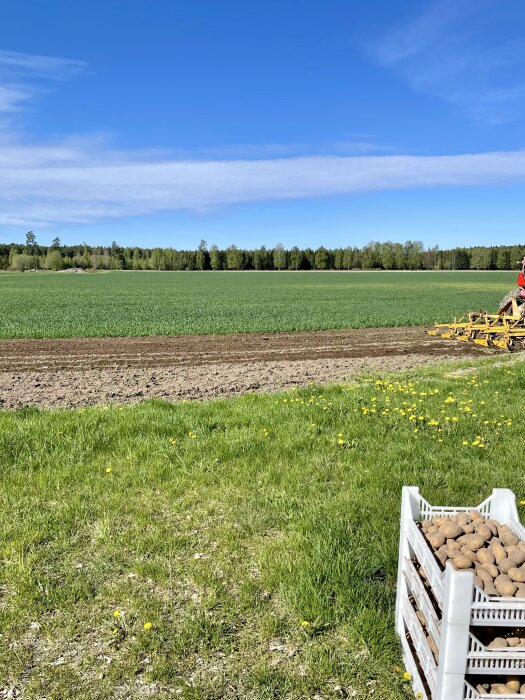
487, 635, 525, 649
475, 678, 525, 695
421, 510, 525, 598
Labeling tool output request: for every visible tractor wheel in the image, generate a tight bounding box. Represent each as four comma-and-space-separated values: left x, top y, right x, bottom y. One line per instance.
498, 289, 519, 314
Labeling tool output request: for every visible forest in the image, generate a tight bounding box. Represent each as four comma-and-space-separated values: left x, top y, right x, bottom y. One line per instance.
1, 232, 523, 271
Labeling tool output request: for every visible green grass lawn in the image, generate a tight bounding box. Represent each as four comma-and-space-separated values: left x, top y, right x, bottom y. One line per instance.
0, 270, 517, 338
2, 355, 524, 699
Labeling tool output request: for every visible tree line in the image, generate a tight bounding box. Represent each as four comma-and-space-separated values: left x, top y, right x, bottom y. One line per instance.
2, 233, 524, 272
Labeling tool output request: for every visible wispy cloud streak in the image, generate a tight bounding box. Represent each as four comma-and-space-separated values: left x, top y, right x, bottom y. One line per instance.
367, 0, 525, 124
2, 145, 525, 226
0, 49, 87, 114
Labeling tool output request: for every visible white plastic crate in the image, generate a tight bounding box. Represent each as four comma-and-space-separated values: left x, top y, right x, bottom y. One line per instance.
400, 621, 430, 700
396, 486, 525, 700
464, 680, 524, 699
467, 632, 525, 673
403, 555, 441, 650
401, 594, 437, 695
398, 486, 525, 627
404, 553, 525, 674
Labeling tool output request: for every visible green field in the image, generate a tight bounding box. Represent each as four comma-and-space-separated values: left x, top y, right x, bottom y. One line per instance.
2, 355, 523, 698
0, 270, 517, 339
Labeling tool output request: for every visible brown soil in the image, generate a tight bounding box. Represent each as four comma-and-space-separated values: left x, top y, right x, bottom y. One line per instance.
0, 327, 490, 409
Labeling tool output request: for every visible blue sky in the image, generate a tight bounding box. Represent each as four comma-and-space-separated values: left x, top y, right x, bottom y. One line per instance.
1, 0, 525, 249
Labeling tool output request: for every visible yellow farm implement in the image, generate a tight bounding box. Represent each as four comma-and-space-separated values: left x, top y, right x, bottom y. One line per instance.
427, 294, 525, 352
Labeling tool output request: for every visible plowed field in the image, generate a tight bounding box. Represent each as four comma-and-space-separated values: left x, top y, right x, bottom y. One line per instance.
0, 327, 487, 408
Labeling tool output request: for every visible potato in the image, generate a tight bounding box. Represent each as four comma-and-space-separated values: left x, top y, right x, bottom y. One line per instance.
476, 567, 494, 586
506, 638, 520, 647
506, 678, 520, 693
427, 532, 446, 549
447, 539, 462, 550
484, 582, 499, 596
462, 523, 475, 534
468, 509, 482, 520
520, 638, 525, 647
457, 512, 471, 526
427, 634, 439, 661
479, 562, 499, 578
496, 580, 518, 597
446, 548, 466, 559
517, 540, 525, 553
521, 683, 525, 694
421, 519, 432, 531
508, 567, 525, 583
476, 684, 488, 694
436, 546, 448, 565
477, 548, 496, 566
439, 521, 463, 538
490, 682, 513, 693
507, 546, 525, 565
515, 586, 525, 599
459, 533, 485, 550
487, 637, 508, 648
486, 523, 498, 536
487, 518, 501, 531
452, 555, 473, 569
499, 526, 519, 547
432, 516, 448, 527
416, 609, 426, 627
419, 567, 428, 581
490, 541, 507, 565
476, 524, 493, 541
460, 547, 478, 563
474, 574, 483, 588
498, 557, 516, 574
502, 532, 520, 548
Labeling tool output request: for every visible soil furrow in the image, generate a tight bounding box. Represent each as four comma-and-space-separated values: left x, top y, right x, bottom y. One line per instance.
0, 326, 489, 408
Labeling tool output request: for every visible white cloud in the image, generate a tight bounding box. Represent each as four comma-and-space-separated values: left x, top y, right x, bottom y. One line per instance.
0, 49, 87, 117
1, 144, 525, 226
367, 0, 525, 124
0, 84, 32, 112
0, 50, 87, 80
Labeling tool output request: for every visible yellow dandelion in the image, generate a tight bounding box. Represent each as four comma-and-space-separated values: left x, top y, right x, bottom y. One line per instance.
337, 439, 345, 445
143, 621, 152, 630
403, 671, 411, 681
105, 467, 112, 473
300, 620, 310, 627
113, 609, 121, 617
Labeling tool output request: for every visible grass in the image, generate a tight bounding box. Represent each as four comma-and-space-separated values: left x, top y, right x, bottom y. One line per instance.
0, 269, 517, 338
2, 355, 525, 698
